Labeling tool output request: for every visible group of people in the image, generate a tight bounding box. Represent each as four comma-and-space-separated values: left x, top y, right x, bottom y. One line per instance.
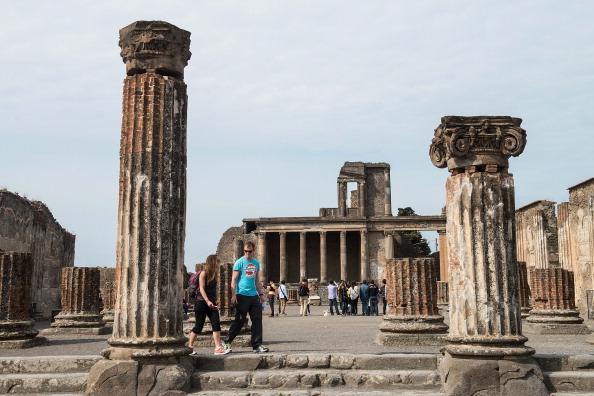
327, 279, 387, 316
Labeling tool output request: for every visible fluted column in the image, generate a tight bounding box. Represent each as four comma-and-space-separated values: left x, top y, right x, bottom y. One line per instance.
438, 231, 448, 282
384, 167, 392, 216
340, 231, 347, 281
300, 232, 307, 280
526, 268, 590, 334
360, 230, 368, 281
52, 267, 103, 329
280, 232, 287, 282
517, 262, 531, 318
378, 258, 447, 345
99, 267, 116, 326
107, 21, 191, 360
436, 281, 449, 307
257, 232, 267, 282
320, 232, 327, 283
0, 251, 45, 348
557, 203, 573, 270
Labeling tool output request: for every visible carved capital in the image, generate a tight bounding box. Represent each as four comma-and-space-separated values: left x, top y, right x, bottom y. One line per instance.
429, 116, 526, 171
119, 21, 191, 77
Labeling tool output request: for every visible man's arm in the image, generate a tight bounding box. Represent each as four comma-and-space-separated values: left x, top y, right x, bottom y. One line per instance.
230, 270, 239, 304
255, 272, 265, 302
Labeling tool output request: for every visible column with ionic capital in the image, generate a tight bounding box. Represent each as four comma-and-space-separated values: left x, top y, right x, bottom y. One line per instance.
279, 232, 287, 282
320, 231, 327, 283
88, 21, 194, 396
299, 232, 307, 280
430, 116, 547, 395
360, 230, 368, 281
257, 232, 267, 282
340, 231, 347, 280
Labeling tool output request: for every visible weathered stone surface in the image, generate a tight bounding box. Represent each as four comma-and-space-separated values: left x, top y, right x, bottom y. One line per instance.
52, 267, 103, 328
137, 360, 193, 395
517, 261, 531, 317
99, 267, 116, 325
516, 200, 559, 269
0, 190, 75, 318
330, 354, 355, 369
119, 20, 191, 77
86, 359, 139, 395
375, 332, 447, 346
436, 281, 448, 306
0, 251, 43, 346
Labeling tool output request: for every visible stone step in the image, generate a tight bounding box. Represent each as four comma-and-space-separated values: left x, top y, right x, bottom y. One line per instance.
192, 353, 438, 372
544, 371, 594, 393
193, 369, 441, 391
535, 354, 594, 372
0, 355, 101, 374
191, 391, 445, 395
0, 372, 87, 394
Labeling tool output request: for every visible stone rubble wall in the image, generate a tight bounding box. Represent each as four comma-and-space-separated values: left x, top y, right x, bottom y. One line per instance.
0, 190, 75, 318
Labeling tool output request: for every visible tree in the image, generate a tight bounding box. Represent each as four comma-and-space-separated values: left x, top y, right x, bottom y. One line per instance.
397, 207, 431, 256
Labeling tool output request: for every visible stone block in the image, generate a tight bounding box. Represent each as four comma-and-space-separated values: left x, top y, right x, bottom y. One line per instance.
330, 353, 354, 369
307, 353, 330, 368
86, 359, 139, 396
137, 360, 193, 396
286, 354, 309, 368
196, 371, 249, 390
375, 332, 447, 347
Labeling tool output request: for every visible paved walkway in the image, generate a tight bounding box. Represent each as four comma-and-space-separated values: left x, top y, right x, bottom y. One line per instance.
2, 304, 593, 357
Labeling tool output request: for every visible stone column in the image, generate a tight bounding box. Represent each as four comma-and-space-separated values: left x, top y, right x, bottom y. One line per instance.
279, 232, 287, 282
257, 232, 267, 282
88, 21, 193, 396
338, 182, 347, 217
300, 232, 307, 280
437, 230, 448, 282
358, 181, 366, 217
430, 116, 547, 395
99, 267, 116, 327
49, 267, 107, 334
557, 202, 573, 271
436, 281, 449, 309
384, 232, 394, 261
526, 268, 590, 334
384, 167, 392, 216
377, 258, 447, 346
340, 231, 347, 281
360, 230, 368, 281
0, 251, 46, 348
319, 231, 327, 284
517, 262, 531, 318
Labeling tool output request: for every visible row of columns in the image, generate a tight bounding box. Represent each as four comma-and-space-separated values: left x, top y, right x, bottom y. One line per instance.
258, 230, 369, 283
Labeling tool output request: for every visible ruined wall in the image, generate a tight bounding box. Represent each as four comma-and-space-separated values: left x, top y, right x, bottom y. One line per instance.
567, 178, 594, 314
515, 200, 559, 269
215, 226, 256, 266
0, 190, 75, 318
365, 166, 388, 218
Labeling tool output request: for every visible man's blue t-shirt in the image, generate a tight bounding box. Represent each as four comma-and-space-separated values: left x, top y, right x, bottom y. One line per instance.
360, 284, 369, 299
233, 257, 260, 296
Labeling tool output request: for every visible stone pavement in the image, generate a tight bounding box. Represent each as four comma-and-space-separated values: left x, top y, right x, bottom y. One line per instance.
1, 304, 593, 358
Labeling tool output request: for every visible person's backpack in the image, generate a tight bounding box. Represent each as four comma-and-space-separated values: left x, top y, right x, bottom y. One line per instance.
188, 271, 200, 298
298, 284, 308, 297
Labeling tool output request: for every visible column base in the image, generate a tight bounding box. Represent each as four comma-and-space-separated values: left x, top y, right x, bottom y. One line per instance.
0, 319, 39, 339
520, 307, 531, 319
106, 337, 192, 360
0, 336, 47, 349
444, 335, 534, 358
51, 312, 104, 328
527, 309, 586, 324
86, 357, 193, 396
439, 355, 548, 396
101, 309, 115, 326
375, 332, 447, 346
523, 322, 592, 335
41, 326, 112, 336
378, 314, 448, 333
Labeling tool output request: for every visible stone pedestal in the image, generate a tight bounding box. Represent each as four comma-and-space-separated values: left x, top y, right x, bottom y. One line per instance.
517, 262, 531, 318
430, 116, 547, 396
87, 21, 193, 396
377, 258, 447, 346
526, 268, 590, 334
43, 267, 109, 335
99, 267, 116, 327
0, 251, 46, 348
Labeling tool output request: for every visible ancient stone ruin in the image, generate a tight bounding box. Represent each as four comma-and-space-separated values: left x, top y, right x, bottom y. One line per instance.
0, 190, 75, 318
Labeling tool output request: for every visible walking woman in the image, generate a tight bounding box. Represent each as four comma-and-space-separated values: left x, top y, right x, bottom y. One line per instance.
348, 281, 359, 315
189, 254, 230, 355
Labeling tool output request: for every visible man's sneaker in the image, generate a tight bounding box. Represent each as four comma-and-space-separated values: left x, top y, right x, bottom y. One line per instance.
223, 342, 232, 352
253, 345, 269, 353
189, 350, 199, 356
214, 346, 230, 355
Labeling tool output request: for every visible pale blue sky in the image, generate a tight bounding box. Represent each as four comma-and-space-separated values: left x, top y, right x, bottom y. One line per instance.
2, 1, 593, 271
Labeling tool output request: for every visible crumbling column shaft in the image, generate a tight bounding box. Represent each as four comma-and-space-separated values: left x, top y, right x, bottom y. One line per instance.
517, 262, 531, 317
319, 232, 327, 284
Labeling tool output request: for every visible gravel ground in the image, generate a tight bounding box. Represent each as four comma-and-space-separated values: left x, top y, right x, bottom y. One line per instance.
1, 304, 593, 357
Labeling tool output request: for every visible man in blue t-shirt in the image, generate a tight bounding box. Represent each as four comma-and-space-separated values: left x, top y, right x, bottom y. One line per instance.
223, 241, 269, 353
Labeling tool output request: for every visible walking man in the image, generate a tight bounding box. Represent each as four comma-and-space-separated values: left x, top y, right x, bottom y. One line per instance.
368, 280, 379, 316
359, 280, 369, 316
223, 241, 269, 353
278, 280, 288, 315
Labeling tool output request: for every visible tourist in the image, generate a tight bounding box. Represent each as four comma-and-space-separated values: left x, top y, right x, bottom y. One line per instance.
277, 280, 288, 315
368, 280, 379, 316
338, 280, 350, 315
188, 254, 230, 355
381, 278, 388, 315
266, 280, 277, 317
298, 278, 309, 316
359, 280, 369, 316
223, 242, 269, 353
327, 280, 338, 315
348, 281, 359, 315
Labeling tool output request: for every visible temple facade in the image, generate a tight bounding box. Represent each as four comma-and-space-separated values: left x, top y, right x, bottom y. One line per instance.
217, 162, 446, 283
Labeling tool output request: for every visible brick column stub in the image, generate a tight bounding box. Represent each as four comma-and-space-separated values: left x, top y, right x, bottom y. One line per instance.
52, 267, 102, 328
